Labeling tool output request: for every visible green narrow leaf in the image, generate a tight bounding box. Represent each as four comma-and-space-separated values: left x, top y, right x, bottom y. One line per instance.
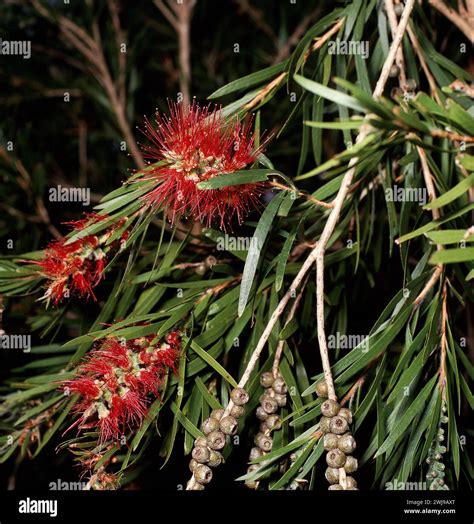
238, 192, 284, 316
430, 247, 474, 264
424, 173, 474, 210
294, 74, 365, 112
375, 376, 436, 458
190, 340, 238, 387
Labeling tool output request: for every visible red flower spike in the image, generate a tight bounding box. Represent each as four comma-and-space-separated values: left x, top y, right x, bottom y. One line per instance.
63, 331, 182, 444
32, 213, 128, 306
140, 101, 268, 229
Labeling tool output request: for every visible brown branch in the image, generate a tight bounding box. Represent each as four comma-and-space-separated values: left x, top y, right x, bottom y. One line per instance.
430, 129, 474, 143
154, 0, 196, 106
31, 0, 145, 169
107, 0, 127, 105
413, 146, 444, 306
428, 0, 474, 42
269, 181, 334, 209
242, 18, 344, 112
235, 0, 278, 43
272, 8, 321, 64
0, 146, 62, 239
385, 0, 408, 90
406, 23, 442, 104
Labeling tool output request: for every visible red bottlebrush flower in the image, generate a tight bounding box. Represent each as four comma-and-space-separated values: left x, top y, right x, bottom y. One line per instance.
64, 331, 181, 444
31, 214, 128, 306
140, 101, 268, 229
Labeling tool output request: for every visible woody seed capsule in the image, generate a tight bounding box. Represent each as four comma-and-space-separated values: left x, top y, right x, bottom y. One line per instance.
207, 450, 223, 467
192, 445, 210, 463
338, 408, 353, 424
194, 436, 208, 447
274, 393, 287, 407
315, 380, 328, 398
328, 484, 343, 490
193, 464, 213, 484
220, 415, 238, 435
201, 417, 220, 435
265, 414, 282, 431
249, 447, 263, 461
245, 465, 260, 490
210, 408, 225, 421
207, 430, 226, 450
320, 416, 331, 433
189, 480, 204, 490
325, 467, 340, 484
338, 433, 357, 454
189, 458, 199, 472
344, 476, 358, 489
326, 449, 347, 468
260, 371, 274, 388
261, 396, 278, 414
389, 64, 400, 77
255, 432, 273, 452
329, 416, 349, 435
321, 399, 340, 418
344, 455, 358, 473
230, 404, 245, 418
230, 387, 249, 406
273, 377, 287, 395
323, 433, 339, 451
256, 406, 269, 421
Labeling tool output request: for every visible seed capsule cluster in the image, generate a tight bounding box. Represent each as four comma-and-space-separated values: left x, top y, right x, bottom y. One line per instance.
426, 400, 449, 491
316, 380, 358, 490
245, 372, 287, 489
187, 387, 249, 490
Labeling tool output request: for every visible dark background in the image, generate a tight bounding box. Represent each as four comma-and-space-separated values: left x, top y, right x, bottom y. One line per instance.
0, 0, 471, 492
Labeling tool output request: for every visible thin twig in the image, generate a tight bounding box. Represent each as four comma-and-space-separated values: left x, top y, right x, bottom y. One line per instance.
234, 0, 278, 44
154, 0, 196, 106
385, 0, 408, 90
413, 146, 444, 306
269, 181, 334, 209
0, 146, 62, 239
272, 8, 321, 64
31, 0, 145, 169
430, 129, 474, 143
428, 0, 474, 42
242, 18, 344, 112
406, 24, 442, 104
315, 0, 417, 400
